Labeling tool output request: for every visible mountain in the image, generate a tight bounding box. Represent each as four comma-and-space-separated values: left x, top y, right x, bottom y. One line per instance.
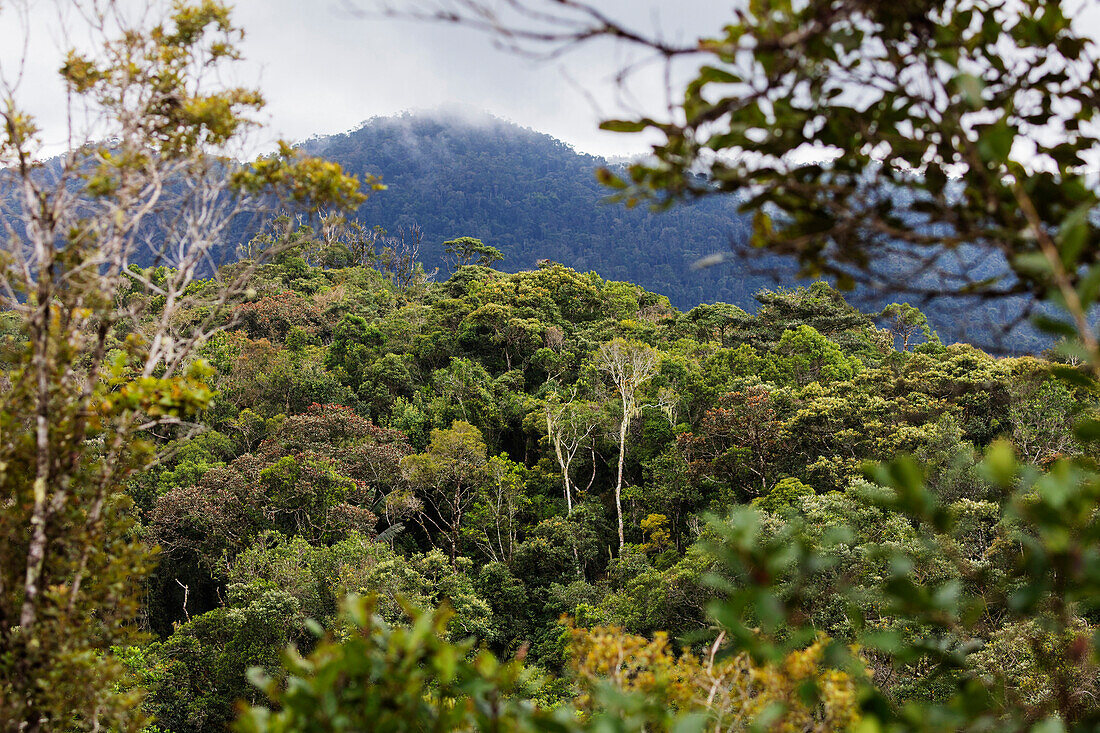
1, 110, 1044, 351
302, 110, 1044, 353
301, 111, 783, 310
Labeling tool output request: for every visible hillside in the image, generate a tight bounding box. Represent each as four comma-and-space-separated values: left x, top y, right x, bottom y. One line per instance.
0, 110, 1043, 351
302, 111, 1044, 352
301, 111, 769, 307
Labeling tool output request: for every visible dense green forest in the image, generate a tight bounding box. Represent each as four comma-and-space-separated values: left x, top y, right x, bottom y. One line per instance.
6, 0, 1100, 731
58, 227, 1080, 730
300, 111, 761, 309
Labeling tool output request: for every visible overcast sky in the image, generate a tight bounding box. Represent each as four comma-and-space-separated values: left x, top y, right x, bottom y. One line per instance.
0, 0, 731, 158
4, 1, 1100, 159
231, 0, 729, 157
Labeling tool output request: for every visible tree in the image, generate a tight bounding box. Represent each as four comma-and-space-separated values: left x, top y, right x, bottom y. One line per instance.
430, 357, 503, 433
315, 212, 376, 268
0, 4, 366, 727
543, 390, 599, 515
595, 338, 659, 554
678, 384, 785, 498
461, 303, 543, 371
135, 587, 305, 733
373, 225, 436, 291
880, 303, 934, 351
402, 421, 490, 562
678, 302, 751, 347
753, 283, 874, 352
766, 324, 862, 387
463, 454, 527, 564
326, 313, 383, 389
443, 236, 504, 270
1008, 369, 1082, 466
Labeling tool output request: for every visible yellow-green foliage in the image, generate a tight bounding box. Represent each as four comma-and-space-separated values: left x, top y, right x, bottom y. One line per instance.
568, 623, 863, 731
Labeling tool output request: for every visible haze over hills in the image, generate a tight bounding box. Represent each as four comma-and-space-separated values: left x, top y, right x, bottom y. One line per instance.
0, 109, 1041, 351
302, 110, 1043, 353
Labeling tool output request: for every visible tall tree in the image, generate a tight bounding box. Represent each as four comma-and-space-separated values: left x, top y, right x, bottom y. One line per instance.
596, 338, 659, 554
880, 303, 933, 351
402, 421, 490, 562
442, 236, 504, 270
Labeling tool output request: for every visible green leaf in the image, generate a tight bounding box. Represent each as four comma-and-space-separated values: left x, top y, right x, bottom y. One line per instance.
1013, 251, 1052, 278
953, 73, 985, 108
750, 701, 787, 732
695, 65, 741, 85
1030, 716, 1068, 733
1058, 203, 1091, 267
751, 209, 774, 248
1052, 364, 1098, 389
1074, 417, 1100, 443
1076, 263, 1100, 308
977, 119, 1014, 162
1032, 314, 1079, 338
599, 119, 651, 133
852, 717, 885, 733
671, 713, 708, 733
981, 440, 1017, 489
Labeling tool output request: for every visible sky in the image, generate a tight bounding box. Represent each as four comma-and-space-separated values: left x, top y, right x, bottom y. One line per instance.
4, 1, 1100, 160
0, 0, 731, 158
232, 0, 728, 157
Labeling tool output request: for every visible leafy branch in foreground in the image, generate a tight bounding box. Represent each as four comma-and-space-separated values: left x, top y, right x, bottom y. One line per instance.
702, 438, 1100, 731
234, 595, 571, 733
0, 1, 370, 729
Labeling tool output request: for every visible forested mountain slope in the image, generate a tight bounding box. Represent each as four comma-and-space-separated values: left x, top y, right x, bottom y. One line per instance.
301, 110, 766, 309
0, 111, 1041, 350
301, 111, 1043, 352
80, 237, 1087, 730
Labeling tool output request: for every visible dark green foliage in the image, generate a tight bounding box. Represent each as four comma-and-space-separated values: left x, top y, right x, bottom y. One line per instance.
136, 589, 305, 733
234, 597, 574, 733
71, 207, 1096, 729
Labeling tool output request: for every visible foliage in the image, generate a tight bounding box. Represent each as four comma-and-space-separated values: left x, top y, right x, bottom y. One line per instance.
568, 623, 863, 731
443, 236, 505, 270
0, 0, 365, 728
234, 596, 570, 733
13, 232, 1085, 729
601, 0, 1100, 359
9, 4, 1100, 728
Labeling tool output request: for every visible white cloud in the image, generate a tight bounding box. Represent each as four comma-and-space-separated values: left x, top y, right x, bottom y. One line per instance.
227, 0, 728, 156
6, 0, 1099, 161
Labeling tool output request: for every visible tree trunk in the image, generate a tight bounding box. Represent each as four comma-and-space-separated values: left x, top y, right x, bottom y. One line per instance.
615, 417, 628, 554
22, 270, 54, 630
